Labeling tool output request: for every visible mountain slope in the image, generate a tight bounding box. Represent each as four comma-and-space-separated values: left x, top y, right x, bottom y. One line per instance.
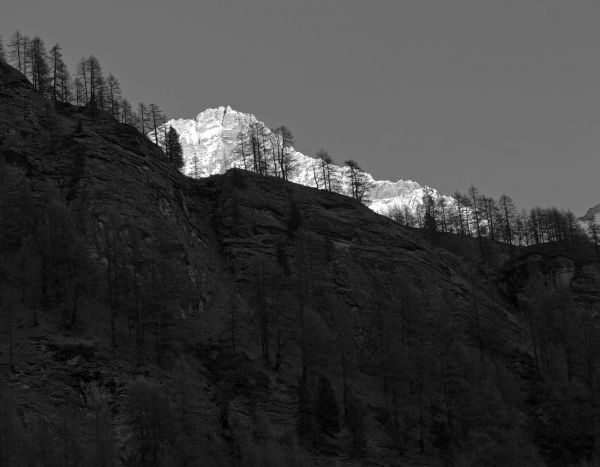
158, 106, 454, 216
3, 61, 600, 466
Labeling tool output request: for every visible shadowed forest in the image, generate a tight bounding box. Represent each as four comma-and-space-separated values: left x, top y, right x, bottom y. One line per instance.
1, 33, 600, 467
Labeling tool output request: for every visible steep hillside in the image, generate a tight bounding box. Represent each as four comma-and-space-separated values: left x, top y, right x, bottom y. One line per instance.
2, 61, 600, 466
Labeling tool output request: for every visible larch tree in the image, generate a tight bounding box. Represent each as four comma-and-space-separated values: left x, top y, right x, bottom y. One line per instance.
106, 74, 122, 119
120, 99, 133, 125
149, 104, 163, 145
273, 125, 296, 180
498, 194, 517, 251
88, 55, 105, 110
29, 37, 50, 95
73, 78, 84, 107
76, 57, 89, 104
49, 44, 68, 102
436, 197, 448, 232
8, 31, 26, 72
467, 184, 484, 255
344, 159, 371, 202
233, 130, 250, 170
481, 196, 498, 240
422, 193, 438, 235
452, 191, 468, 236
137, 103, 149, 134
21, 35, 30, 79
316, 149, 337, 192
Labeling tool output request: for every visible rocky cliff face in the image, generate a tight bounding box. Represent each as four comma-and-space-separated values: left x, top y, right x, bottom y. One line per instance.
2, 61, 598, 466
157, 106, 455, 216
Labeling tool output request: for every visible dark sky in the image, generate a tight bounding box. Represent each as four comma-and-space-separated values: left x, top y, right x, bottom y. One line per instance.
3, 0, 600, 214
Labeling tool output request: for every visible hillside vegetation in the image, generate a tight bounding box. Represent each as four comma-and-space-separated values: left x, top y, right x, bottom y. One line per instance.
2, 60, 600, 467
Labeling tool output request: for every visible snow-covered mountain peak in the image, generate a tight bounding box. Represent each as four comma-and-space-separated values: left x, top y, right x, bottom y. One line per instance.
155, 106, 453, 217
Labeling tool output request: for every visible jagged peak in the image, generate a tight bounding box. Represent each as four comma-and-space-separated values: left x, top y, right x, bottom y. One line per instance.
154, 106, 453, 216
193, 105, 257, 124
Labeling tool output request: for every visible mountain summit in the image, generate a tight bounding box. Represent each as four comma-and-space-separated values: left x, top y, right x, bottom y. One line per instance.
158, 106, 452, 216
582, 203, 600, 222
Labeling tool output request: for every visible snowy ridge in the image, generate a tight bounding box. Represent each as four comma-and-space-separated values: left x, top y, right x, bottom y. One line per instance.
154, 106, 453, 216
581, 203, 600, 223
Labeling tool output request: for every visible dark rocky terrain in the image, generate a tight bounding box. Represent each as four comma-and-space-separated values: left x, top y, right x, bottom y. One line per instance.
2, 60, 600, 466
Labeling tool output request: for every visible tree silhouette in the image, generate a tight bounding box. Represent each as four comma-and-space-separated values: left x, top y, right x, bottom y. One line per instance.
165, 126, 184, 170
29, 37, 50, 95
0, 36, 5, 63
344, 159, 371, 202
8, 31, 26, 72
106, 74, 122, 118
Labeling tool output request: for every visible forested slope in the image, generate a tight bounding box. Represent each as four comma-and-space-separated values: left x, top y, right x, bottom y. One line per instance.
1, 61, 599, 466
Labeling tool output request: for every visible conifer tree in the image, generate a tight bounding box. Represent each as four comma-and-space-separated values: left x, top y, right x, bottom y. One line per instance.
165, 126, 184, 170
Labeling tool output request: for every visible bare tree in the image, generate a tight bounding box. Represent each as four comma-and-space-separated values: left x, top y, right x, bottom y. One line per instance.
73, 78, 84, 107
8, 31, 26, 72
344, 159, 371, 202
233, 130, 250, 170
149, 104, 163, 144
29, 37, 50, 95
498, 194, 517, 252
120, 99, 133, 124
272, 125, 296, 180
137, 103, 149, 134
106, 74, 122, 119
88, 56, 105, 109
316, 149, 338, 192
76, 57, 89, 103
49, 44, 69, 102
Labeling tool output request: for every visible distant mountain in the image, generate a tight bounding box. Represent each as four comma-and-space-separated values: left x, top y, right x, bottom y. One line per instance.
156, 106, 454, 216
581, 203, 600, 223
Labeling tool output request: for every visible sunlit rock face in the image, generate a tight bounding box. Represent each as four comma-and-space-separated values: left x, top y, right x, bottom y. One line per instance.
163, 106, 257, 177
157, 106, 454, 216
582, 203, 600, 223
